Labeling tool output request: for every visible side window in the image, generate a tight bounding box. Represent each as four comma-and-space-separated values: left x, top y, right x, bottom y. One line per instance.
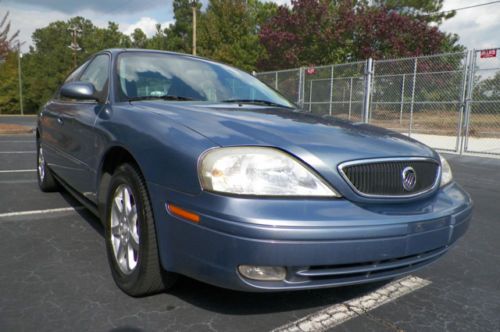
64, 60, 89, 84
56, 61, 89, 100
79, 54, 110, 100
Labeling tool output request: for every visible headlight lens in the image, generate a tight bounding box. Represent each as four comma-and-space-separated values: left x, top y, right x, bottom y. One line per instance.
199, 147, 340, 197
439, 154, 453, 187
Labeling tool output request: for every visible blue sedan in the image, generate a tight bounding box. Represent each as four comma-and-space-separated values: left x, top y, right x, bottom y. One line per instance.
37, 49, 472, 296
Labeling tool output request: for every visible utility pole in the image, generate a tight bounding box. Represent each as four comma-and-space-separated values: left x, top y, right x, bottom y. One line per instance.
190, 0, 197, 55
17, 41, 23, 116
68, 26, 82, 68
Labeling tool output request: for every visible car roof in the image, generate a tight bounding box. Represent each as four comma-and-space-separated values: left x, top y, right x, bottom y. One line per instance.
101, 48, 208, 61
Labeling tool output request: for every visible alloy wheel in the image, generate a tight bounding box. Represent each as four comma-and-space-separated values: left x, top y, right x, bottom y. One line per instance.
110, 184, 140, 274
38, 146, 45, 182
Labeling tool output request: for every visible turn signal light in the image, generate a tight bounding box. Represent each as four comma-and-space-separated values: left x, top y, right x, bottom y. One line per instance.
166, 203, 200, 223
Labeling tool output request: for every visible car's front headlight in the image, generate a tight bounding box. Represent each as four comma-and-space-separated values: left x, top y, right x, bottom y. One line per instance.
439, 154, 453, 187
199, 147, 340, 197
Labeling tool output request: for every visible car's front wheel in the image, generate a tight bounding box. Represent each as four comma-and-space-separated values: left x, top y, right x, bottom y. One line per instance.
104, 163, 176, 296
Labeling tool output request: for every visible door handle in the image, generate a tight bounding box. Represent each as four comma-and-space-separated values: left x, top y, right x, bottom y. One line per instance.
57, 117, 64, 125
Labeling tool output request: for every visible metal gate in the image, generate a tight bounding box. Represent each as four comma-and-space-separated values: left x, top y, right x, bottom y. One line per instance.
463, 48, 500, 155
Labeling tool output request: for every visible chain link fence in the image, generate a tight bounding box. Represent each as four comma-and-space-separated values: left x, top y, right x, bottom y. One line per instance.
256, 68, 302, 105
463, 48, 500, 155
256, 48, 500, 156
369, 52, 468, 152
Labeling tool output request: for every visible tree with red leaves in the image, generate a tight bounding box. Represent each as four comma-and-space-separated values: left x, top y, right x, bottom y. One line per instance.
258, 0, 460, 70
0, 10, 19, 59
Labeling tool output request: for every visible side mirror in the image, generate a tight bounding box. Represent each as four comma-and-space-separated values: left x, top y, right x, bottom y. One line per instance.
60, 82, 99, 102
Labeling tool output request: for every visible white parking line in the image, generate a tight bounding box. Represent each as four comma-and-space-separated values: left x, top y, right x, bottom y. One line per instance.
0, 169, 36, 173
272, 275, 431, 332
0, 207, 85, 219
0, 151, 36, 154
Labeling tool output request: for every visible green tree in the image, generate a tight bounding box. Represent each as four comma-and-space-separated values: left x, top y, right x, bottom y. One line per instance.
0, 6, 20, 114
164, 0, 201, 53
247, 0, 279, 31
20, 17, 129, 111
373, 0, 455, 24
147, 24, 167, 50
372, 0, 462, 51
0, 51, 20, 114
94, 22, 132, 50
131, 28, 148, 48
475, 72, 500, 101
198, 0, 277, 71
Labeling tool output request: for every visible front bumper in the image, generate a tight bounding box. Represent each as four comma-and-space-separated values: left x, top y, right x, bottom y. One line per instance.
148, 182, 472, 291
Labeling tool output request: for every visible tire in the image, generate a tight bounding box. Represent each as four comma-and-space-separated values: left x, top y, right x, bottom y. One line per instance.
104, 163, 176, 296
36, 140, 59, 192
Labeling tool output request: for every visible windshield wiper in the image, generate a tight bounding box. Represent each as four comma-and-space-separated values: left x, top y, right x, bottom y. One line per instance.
221, 99, 293, 109
128, 95, 194, 102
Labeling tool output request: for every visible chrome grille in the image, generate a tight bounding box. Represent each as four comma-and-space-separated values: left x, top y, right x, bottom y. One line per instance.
339, 158, 440, 197
292, 246, 447, 281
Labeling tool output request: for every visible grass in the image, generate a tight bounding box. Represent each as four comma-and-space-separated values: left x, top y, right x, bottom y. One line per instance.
367, 110, 500, 138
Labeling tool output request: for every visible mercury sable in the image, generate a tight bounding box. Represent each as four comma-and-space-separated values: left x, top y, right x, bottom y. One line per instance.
36, 49, 473, 296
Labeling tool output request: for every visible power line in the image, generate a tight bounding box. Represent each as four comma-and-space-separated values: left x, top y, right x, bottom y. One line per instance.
440, 0, 500, 14
371, 0, 500, 16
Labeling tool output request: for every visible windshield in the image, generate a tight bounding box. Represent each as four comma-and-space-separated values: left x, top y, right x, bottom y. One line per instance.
116, 52, 294, 108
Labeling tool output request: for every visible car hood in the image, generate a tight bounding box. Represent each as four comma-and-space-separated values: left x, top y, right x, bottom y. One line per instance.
136, 102, 436, 160
130, 102, 439, 201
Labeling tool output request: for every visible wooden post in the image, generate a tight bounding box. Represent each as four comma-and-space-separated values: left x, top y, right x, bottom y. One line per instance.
192, 3, 197, 55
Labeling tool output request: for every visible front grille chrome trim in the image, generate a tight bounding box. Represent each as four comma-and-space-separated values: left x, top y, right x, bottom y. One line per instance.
338, 157, 441, 198
295, 246, 447, 278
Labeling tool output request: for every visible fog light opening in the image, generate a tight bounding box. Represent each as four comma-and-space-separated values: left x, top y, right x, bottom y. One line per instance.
238, 265, 286, 281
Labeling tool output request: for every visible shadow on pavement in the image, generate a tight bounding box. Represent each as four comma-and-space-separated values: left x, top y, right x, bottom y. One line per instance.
61, 185, 392, 316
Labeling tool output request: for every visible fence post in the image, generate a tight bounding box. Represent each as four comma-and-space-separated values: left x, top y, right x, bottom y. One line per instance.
348, 77, 353, 120
299, 67, 306, 109
457, 50, 471, 155
308, 80, 313, 112
297, 68, 303, 106
329, 65, 334, 116
399, 74, 405, 125
461, 49, 476, 154
362, 58, 373, 123
408, 57, 418, 137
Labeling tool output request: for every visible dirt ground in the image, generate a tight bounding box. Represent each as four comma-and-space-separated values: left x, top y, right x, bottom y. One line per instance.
0, 123, 33, 134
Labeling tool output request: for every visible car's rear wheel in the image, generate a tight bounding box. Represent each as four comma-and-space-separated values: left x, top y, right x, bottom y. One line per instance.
104, 163, 176, 296
36, 141, 59, 192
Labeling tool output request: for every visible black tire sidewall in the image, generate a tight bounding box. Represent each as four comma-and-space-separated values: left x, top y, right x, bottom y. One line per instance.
36, 139, 56, 191
104, 164, 151, 291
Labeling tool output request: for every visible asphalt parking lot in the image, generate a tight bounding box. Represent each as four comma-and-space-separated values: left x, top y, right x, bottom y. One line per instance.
1, 115, 499, 332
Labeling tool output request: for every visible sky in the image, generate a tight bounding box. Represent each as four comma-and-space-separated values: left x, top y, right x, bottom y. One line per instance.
2, 0, 500, 53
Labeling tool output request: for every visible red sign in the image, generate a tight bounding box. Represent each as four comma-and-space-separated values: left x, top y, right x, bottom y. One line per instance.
306, 66, 316, 75
480, 49, 497, 58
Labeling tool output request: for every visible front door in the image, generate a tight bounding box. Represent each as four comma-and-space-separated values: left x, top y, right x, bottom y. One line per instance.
49, 53, 111, 200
